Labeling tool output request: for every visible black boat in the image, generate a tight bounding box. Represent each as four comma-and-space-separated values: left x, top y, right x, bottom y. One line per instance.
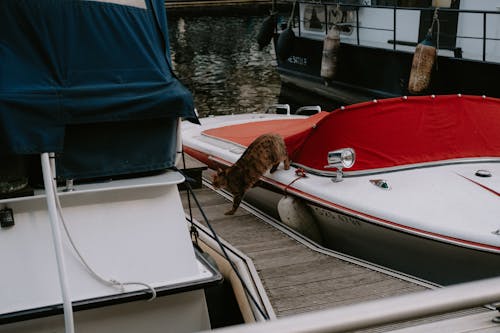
263, 0, 500, 106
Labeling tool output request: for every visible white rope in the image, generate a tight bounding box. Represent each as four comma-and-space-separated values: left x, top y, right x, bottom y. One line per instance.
330, 4, 343, 27
50, 178, 157, 301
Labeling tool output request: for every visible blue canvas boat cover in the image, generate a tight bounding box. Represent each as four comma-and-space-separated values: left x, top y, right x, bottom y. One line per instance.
0, 0, 198, 156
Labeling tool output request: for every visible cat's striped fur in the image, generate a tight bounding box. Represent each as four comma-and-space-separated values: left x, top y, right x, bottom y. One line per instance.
213, 133, 290, 215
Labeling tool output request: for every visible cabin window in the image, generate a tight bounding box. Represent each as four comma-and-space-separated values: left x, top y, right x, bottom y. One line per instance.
303, 4, 356, 35
367, 0, 459, 50
303, 5, 326, 32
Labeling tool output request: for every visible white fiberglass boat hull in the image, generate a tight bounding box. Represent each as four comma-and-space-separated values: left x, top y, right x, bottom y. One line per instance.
182, 113, 500, 285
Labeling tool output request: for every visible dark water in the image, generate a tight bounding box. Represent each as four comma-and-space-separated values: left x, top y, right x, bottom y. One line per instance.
168, 15, 281, 118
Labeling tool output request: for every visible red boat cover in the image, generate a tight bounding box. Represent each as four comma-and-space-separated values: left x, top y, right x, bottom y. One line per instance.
202, 95, 500, 173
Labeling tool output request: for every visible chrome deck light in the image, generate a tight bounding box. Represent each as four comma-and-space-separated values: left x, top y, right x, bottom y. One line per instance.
325, 148, 356, 182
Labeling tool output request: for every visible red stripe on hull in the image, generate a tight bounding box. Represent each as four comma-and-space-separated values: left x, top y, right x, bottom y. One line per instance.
183, 145, 500, 253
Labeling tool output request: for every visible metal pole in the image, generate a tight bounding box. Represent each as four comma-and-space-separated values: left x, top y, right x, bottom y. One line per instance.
483, 12, 487, 61
204, 276, 500, 333
41, 153, 75, 333
356, 8, 360, 45
393, 4, 396, 50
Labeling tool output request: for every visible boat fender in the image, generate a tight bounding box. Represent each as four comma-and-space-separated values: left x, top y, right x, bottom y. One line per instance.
276, 27, 295, 61
256, 14, 276, 50
408, 33, 436, 94
197, 240, 256, 323
278, 196, 322, 244
320, 26, 340, 81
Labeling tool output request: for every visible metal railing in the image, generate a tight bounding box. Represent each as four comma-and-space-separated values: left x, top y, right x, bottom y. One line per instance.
283, 1, 500, 62
202, 275, 500, 333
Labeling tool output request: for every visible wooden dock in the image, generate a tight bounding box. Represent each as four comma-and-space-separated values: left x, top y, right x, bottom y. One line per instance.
180, 180, 431, 318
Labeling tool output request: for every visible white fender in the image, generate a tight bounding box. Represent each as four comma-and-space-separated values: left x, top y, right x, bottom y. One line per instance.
408, 40, 436, 94
278, 196, 322, 244
320, 26, 340, 80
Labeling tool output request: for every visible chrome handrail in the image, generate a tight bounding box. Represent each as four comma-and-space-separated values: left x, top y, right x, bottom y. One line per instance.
204, 276, 500, 333
265, 104, 291, 115
296, 105, 321, 114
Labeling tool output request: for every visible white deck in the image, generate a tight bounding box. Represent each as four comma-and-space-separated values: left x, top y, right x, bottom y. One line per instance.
0, 171, 210, 316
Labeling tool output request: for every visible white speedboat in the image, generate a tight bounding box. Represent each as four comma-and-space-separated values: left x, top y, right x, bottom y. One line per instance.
182, 95, 500, 285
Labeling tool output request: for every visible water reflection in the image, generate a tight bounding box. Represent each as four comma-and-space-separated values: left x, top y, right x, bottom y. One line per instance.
168, 15, 281, 117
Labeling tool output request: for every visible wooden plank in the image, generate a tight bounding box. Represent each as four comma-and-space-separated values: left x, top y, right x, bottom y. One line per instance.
270, 279, 425, 313
237, 238, 300, 254
260, 258, 379, 289
181, 189, 228, 208
185, 209, 253, 230
277, 285, 426, 317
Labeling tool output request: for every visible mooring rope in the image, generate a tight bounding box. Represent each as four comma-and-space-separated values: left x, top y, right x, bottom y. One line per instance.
284, 168, 307, 196
174, 161, 270, 321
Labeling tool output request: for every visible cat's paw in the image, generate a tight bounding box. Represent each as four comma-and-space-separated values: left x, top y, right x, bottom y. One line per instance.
224, 210, 236, 215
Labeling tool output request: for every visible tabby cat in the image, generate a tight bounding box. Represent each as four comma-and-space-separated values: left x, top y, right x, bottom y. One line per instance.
212, 133, 290, 215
